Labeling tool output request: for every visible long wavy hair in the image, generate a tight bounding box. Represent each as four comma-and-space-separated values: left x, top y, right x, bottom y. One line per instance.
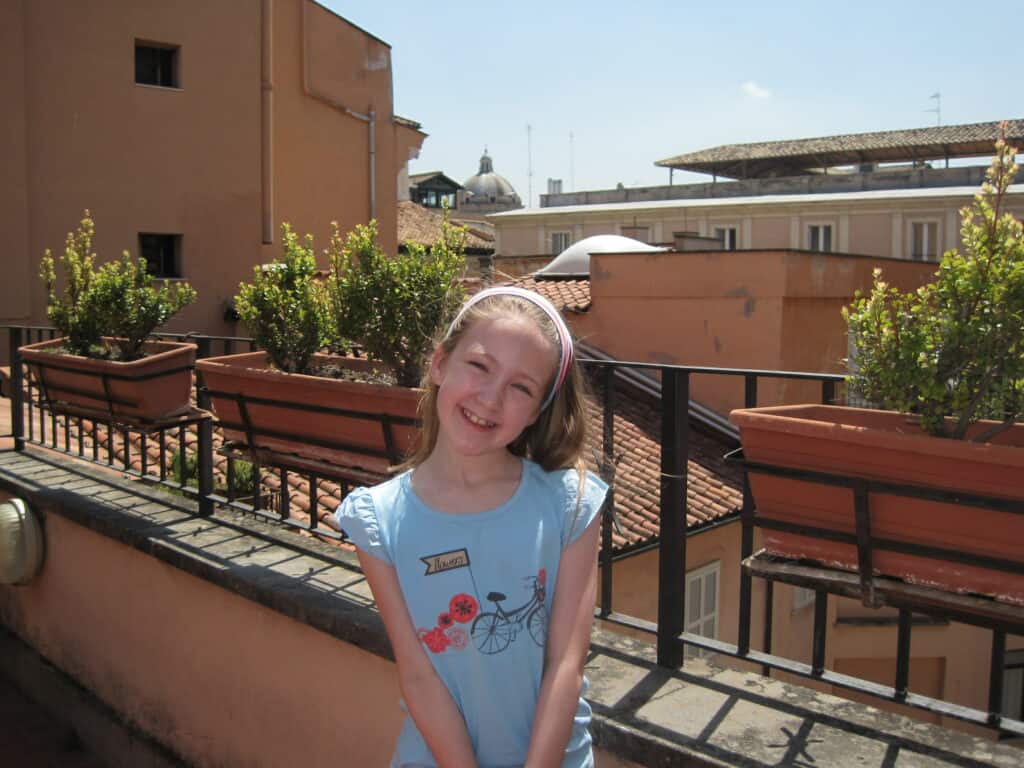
399, 293, 589, 474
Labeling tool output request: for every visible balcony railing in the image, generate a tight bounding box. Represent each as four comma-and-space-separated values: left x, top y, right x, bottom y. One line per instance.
3, 324, 1021, 742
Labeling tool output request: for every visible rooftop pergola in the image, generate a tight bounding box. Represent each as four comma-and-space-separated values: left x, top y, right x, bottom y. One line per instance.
656, 119, 1024, 180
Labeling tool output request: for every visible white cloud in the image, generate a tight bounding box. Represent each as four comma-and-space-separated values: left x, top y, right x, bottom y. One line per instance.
740, 81, 772, 100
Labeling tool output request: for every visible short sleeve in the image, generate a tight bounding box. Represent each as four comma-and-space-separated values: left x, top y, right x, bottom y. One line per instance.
334, 488, 392, 564
561, 470, 609, 548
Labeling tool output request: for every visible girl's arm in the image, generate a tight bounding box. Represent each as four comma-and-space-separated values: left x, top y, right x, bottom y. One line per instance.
357, 550, 479, 768
524, 515, 601, 768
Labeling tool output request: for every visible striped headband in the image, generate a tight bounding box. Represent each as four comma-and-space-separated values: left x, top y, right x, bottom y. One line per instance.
445, 286, 575, 410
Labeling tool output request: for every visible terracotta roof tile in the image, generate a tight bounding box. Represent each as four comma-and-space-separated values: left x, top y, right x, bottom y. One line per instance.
509, 275, 592, 313
397, 201, 493, 253
583, 380, 743, 550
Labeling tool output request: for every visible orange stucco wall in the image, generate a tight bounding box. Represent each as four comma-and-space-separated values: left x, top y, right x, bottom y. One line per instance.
0, 0, 32, 325
577, 249, 936, 415
0, 501, 637, 766
0, 512, 403, 766
269, 0, 403, 260
4, 0, 263, 336
1, 0, 423, 346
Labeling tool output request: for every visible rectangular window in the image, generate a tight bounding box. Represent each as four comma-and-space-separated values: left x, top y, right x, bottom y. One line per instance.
714, 226, 738, 250
551, 231, 571, 255
620, 225, 650, 243
911, 221, 939, 261
139, 233, 182, 278
685, 561, 719, 659
135, 42, 179, 88
1004, 649, 1024, 720
808, 224, 833, 252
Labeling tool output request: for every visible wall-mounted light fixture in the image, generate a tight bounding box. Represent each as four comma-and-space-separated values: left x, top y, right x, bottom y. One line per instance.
0, 498, 45, 585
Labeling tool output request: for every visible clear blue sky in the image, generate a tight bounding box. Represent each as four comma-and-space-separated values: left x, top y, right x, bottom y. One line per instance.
324, 1, 1018, 207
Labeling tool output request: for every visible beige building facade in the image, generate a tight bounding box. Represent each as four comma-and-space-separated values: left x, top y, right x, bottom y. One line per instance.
1, 0, 425, 340
492, 185, 1024, 265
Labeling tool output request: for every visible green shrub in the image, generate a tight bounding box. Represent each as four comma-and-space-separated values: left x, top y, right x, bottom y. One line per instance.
170, 448, 199, 488
40, 212, 108, 357
323, 212, 466, 387
170, 448, 256, 497
234, 223, 323, 374
844, 133, 1024, 441
40, 211, 197, 360
94, 253, 197, 360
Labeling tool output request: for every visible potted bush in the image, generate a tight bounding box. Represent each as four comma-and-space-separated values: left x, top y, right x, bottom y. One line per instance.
19, 211, 198, 422
730, 134, 1024, 603
196, 217, 466, 473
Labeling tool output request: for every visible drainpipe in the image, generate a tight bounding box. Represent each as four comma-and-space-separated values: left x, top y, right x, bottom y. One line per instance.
261, 0, 274, 244
368, 108, 376, 221
300, 0, 377, 222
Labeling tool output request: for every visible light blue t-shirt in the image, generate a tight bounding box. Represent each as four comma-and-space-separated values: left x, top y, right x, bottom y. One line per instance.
335, 459, 608, 768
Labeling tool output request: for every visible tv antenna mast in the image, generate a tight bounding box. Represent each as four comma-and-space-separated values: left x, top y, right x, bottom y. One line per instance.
569, 130, 575, 192
526, 124, 533, 208
926, 92, 941, 127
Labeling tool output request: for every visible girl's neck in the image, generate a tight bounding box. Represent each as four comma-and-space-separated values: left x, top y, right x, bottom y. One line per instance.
412, 447, 523, 515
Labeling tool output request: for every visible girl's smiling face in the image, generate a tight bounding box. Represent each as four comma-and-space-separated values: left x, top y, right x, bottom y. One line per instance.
429, 315, 557, 461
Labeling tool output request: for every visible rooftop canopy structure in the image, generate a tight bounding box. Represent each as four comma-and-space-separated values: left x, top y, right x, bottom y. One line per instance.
655, 119, 1024, 180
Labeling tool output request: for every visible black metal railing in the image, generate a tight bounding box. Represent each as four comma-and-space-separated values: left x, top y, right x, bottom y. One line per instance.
4, 323, 1021, 739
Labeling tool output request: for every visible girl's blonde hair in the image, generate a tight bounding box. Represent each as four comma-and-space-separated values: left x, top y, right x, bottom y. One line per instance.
400, 292, 589, 473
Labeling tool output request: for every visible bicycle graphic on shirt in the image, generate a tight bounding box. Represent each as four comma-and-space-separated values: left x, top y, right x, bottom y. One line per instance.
470, 571, 548, 654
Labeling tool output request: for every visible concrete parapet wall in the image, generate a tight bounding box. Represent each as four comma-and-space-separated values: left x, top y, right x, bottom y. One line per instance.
0, 450, 1020, 767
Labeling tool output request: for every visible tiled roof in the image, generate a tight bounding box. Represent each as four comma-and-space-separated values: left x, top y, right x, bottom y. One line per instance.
656, 119, 1024, 179
397, 201, 494, 253
408, 171, 462, 189
509, 275, 591, 313
393, 115, 423, 131
585, 377, 743, 550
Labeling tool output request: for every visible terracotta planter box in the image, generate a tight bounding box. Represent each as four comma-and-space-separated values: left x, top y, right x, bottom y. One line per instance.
19, 338, 196, 422
730, 404, 1024, 604
195, 351, 421, 474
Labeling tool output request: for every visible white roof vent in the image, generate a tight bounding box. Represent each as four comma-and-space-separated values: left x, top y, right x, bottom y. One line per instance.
537, 235, 667, 277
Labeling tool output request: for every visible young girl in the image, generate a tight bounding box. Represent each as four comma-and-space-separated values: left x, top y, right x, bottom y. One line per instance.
335, 286, 608, 768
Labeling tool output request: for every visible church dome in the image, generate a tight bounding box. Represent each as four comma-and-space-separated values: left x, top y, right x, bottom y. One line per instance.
537, 235, 667, 277
463, 150, 519, 202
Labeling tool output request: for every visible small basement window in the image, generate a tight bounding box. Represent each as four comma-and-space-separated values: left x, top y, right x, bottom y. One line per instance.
135, 42, 179, 88
139, 233, 182, 278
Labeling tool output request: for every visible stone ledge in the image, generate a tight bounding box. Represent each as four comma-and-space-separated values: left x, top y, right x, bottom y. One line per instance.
1, 446, 1021, 767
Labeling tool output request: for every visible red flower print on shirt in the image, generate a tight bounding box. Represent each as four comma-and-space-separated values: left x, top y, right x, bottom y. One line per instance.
420, 626, 450, 654
447, 627, 468, 650
449, 593, 479, 623
438, 612, 454, 629
538, 568, 547, 586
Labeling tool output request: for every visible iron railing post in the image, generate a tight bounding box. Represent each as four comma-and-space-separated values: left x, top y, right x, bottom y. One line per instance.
737, 375, 758, 655
822, 378, 836, 405
599, 365, 616, 618
9, 327, 25, 451
197, 415, 214, 516
656, 368, 688, 668
989, 630, 1006, 726
196, 336, 212, 411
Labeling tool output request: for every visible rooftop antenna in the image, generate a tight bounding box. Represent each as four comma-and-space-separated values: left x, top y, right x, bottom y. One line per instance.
569, 130, 575, 192
526, 124, 533, 208
926, 92, 941, 127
